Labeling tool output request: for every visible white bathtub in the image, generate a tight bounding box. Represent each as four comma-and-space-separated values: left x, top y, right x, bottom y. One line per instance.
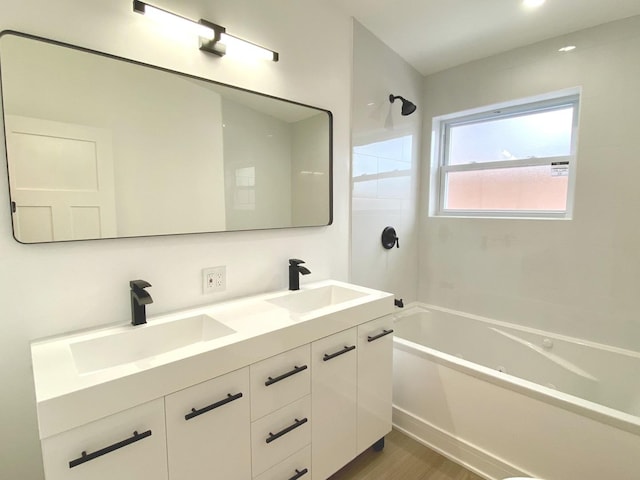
391, 304, 640, 480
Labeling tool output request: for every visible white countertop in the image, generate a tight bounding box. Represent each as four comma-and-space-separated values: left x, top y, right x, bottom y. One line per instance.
31, 280, 394, 439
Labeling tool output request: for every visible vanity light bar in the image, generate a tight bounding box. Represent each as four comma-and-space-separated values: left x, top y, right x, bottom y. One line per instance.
133, 1, 279, 62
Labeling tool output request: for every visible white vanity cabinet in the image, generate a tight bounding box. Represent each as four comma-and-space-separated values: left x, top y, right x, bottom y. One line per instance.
311, 327, 358, 480
165, 367, 251, 480
356, 316, 394, 454
33, 281, 395, 480
40, 398, 168, 480
38, 316, 393, 480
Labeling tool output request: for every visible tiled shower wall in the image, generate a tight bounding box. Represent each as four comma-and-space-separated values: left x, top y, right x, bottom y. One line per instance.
350, 21, 423, 302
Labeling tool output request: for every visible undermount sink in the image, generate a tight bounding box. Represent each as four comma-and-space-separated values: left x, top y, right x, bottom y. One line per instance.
70, 314, 235, 374
267, 284, 368, 314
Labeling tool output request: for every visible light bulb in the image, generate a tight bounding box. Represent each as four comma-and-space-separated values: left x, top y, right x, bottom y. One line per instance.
144, 4, 215, 39
523, 0, 545, 8
220, 33, 276, 61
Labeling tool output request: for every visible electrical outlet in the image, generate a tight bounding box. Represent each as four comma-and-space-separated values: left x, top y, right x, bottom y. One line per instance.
202, 266, 226, 293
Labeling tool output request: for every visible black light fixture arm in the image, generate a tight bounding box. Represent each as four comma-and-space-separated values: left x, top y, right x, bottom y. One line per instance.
198, 18, 227, 57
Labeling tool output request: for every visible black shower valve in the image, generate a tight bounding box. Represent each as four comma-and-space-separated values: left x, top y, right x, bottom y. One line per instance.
381, 226, 399, 249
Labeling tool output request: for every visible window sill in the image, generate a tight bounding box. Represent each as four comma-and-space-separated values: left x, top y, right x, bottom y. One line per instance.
433, 211, 572, 220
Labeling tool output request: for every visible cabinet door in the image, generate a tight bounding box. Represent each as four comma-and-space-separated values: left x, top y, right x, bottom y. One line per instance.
311, 328, 357, 480
165, 367, 250, 480
41, 398, 167, 480
357, 316, 394, 454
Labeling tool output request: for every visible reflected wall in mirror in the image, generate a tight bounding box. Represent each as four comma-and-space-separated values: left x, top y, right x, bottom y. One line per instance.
0, 32, 332, 243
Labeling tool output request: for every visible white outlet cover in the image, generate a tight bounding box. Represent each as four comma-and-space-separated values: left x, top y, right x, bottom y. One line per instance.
202, 266, 226, 293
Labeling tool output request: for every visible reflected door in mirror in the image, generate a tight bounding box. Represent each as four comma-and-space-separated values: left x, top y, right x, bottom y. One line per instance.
6, 115, 117, 242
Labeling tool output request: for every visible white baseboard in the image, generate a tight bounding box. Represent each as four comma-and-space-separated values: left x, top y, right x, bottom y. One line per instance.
392, 406, 534, 480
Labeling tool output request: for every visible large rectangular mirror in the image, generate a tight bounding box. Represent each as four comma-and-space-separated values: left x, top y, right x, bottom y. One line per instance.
0, 31, 332, 243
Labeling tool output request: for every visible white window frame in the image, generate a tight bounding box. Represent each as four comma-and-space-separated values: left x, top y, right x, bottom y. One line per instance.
433, 90, 580, 219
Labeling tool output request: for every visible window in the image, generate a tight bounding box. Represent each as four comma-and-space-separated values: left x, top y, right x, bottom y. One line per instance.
433, 91, 580, 218
233, 166, 255, 210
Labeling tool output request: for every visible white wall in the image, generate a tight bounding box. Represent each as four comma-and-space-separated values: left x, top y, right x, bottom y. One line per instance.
419, 16, 640, 351
350, 21, 422, 302
0, 1, 351, 478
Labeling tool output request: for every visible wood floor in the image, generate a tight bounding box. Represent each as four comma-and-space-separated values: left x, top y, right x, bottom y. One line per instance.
328, 429, 485, 480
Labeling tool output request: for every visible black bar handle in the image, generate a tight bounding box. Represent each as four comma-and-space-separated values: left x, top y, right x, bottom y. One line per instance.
69, 430, 152, 468
288, 468, 309, 480
265, 364, 308, 386
323, 345, 356, 361
367, 329, 394, 343
185, 392, 243, 420
266, 417, 308, 444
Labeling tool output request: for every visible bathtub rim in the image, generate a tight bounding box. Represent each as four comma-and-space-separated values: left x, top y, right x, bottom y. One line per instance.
394, 303, 640, 360
392, 303, 640, 437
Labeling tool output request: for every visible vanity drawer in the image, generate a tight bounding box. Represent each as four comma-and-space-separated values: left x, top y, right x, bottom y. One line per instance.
251, 396, 311, 477
250, 344, 310, 420
165, 367, 250, 480
41, 398, 167, 480
253, 445, 311, 480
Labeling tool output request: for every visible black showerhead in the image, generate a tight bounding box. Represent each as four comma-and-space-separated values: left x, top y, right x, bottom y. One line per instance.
389, 94, 417, 116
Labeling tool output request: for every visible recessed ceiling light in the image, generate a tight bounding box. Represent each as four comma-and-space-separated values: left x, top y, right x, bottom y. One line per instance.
523, 0, 545, 8
558, 45, 576, 52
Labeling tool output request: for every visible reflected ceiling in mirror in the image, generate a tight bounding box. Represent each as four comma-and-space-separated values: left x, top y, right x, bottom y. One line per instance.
0, 31, 332, 243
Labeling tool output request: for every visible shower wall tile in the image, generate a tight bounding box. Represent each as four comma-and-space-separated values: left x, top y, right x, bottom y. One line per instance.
350, 21, 423, 302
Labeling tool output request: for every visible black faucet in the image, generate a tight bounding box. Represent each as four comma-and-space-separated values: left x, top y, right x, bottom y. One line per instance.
130, 280, 153, 326
288, 259, 311, 291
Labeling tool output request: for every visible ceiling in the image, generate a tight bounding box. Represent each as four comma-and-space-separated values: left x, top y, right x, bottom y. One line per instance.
330, 0, 640, 75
